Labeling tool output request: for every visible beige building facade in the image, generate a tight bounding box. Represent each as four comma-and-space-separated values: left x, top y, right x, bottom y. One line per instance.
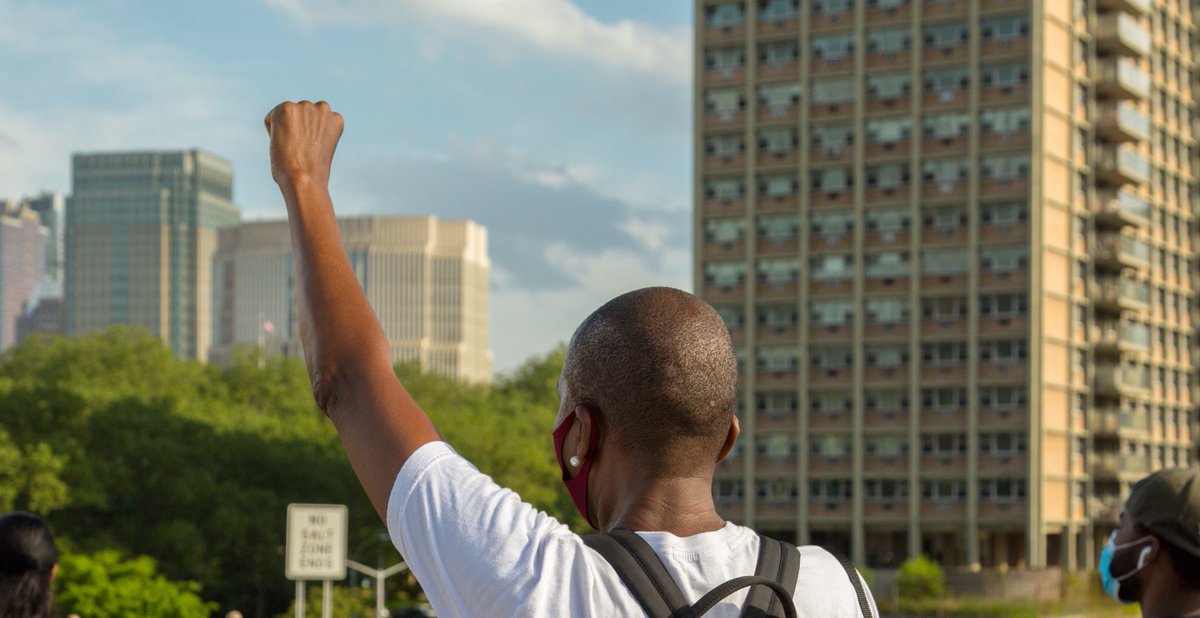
211, 216, 492, 383
695, 0, 1195, 570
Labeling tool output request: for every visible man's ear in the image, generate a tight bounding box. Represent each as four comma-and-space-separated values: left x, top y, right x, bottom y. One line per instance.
1139, 536, 1160, 569
716, 414, 740, 463
50, 563, 58, 582
571, 403, 600, 465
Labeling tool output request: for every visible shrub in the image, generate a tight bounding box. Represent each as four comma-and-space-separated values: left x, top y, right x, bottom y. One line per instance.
896, 555, 946, 600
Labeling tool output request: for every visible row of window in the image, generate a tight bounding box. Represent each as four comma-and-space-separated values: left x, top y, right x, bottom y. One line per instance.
704, 63, 1028, 113
704, 245, 1029, 286
705, 202, 1026, 244
749, 431, 1029, 458
715, 477, 1029, 503
720, 293, 1028, 329
705, 156, 1029, 201
705, 107, 1030, 157
753, 339, 1026, 370
705, 0, 1006, 28
706, 15, 1028, 70
760, 384, 1026, 411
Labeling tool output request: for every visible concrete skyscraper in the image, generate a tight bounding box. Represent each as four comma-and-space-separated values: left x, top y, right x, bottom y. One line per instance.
211, 216, 492, 383
66, 150, 241, 361
695, 0, 1194, 572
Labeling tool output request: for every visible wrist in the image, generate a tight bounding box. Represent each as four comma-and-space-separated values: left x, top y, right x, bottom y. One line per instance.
277, 173, 330, 200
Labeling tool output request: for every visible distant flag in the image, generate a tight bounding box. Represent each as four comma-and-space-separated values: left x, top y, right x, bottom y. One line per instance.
262, 320, 275, 334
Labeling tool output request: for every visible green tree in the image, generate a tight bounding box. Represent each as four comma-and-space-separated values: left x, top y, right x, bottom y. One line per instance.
0, 329, 579, 614
0, 428, 69, 513
55, 550, 217, 618
896, 555, 947, 600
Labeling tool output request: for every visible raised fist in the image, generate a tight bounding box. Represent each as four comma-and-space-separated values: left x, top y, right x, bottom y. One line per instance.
264, 100, 344, 188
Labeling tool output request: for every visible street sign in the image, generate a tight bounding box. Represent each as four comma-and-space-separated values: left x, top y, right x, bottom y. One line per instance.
285, 503, 348, 581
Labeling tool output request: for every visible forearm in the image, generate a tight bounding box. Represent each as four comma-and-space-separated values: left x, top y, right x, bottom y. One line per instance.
266, 101, 441, 520
281, 176, 390, 408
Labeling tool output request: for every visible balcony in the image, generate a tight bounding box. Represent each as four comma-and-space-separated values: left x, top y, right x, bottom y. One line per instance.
1096, 0, 1150, 14
923, 0, 968, 19
978, 360, 1028, 381
1096, 13, 1152, 57
1094, 363, 1150, 397
979, 500, 1026, 522
811, 56, 855, 76
1096, 102, 1151, 143
867, 1, 911, 25
756, 367, 799, 388
705, 65, 746, 87
921, 501, 967, 520
809, 501, 852, 521
704, 153, 745, 174
978, 407, 1025, 429
1094, 276, 1151, 313
702, 239, 747, 260
978, 453, 1027, 475
756, 149, 797, 170
757, 15, 801, 39
923, 88, 968, 110
921, 364, 967, 383
704, 22, 746, 45
757, 60, 801, 83
703, 196, 745, 218
1094, 187, 1150, 229
923, 43, 969, 65
1092, 320, 1150, 355
1096, 145, 1150, 185
864, 365, 910, 384
1095, 232, 1150, 270
921, 408, 966, 430
1095, 58, 1151, 100
864, 500, 910, 520
757, 323, 799, 345
810, 322, 851, 343
981, 0, 1030, 11
864, 320, 909, 340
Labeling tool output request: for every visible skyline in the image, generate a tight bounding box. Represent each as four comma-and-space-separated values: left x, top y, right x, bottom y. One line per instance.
0, 0, 695, 372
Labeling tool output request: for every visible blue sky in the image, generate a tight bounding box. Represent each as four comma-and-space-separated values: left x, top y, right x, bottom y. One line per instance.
0, 0, 695, 372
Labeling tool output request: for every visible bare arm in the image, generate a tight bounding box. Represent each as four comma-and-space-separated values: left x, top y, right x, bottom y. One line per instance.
264, 101, 440, 519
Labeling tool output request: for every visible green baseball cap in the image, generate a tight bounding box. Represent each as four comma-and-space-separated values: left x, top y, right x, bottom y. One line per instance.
1125, 467, 1200, 559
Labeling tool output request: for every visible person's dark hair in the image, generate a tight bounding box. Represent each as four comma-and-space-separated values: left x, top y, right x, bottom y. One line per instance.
563, 287, 737, 468
0, 512, 59, 618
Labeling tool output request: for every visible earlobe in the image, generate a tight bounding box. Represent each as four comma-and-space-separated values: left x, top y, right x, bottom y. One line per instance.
50, 563, 58, 582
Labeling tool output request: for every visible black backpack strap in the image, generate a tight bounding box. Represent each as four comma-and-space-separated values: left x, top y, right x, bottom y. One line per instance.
583, 529, 690, 618
827, 550, 873, 618
742, 535, 800, 618
688, 576, 797, 618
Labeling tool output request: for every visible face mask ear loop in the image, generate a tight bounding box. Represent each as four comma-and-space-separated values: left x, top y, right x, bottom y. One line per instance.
1112, 535, 1155, 582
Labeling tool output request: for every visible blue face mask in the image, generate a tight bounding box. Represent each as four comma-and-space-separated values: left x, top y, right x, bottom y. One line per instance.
1098, 530, 1153, 603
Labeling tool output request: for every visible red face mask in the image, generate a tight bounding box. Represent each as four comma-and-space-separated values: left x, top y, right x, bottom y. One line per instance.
552, 408, 600, 529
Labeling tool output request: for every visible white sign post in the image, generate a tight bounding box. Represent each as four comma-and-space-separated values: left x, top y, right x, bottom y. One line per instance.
286, 504, 348, 618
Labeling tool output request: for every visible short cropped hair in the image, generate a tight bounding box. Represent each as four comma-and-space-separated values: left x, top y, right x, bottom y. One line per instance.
563, 287, 738, 466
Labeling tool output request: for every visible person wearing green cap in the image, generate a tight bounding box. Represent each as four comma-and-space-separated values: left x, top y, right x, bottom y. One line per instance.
1098, 467, 1200, 616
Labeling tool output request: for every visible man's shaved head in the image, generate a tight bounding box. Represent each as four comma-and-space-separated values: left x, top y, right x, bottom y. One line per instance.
562, 287, 738, 467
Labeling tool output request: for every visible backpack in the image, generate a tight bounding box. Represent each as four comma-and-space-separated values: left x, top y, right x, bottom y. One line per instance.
584, 529, 874, 618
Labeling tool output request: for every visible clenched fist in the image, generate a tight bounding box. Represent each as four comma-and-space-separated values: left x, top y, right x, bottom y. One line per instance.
264, 100, 344, 188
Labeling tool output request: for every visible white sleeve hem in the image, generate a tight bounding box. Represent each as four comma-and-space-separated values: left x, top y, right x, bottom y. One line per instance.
385, 440, 458, 557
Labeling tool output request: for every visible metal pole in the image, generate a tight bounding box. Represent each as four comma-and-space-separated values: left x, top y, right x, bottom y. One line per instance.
295, 580, 305, 618
376, 573, 385, 617
322, 580, 333, 618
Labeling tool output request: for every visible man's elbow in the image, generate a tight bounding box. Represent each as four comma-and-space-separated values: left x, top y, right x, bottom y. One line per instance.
311, 369, 345, 419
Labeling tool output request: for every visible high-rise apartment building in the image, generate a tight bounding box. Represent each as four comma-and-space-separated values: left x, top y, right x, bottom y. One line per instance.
66, 150, 241, 361
210, 216, 492, 383
694, 0, 1195, 571
0, 202, 48, 350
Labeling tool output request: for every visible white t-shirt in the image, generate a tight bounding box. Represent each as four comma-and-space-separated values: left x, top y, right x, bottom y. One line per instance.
387, 441, 879, 617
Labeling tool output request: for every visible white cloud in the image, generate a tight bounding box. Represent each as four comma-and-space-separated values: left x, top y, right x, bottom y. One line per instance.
0, 2, 253, 200
491, 244, 690, 371
264, 0, 690, 83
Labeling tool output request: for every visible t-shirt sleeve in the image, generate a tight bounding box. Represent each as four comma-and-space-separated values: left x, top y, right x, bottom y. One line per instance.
793, 546, 881, 618
386, 441, 609, 617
